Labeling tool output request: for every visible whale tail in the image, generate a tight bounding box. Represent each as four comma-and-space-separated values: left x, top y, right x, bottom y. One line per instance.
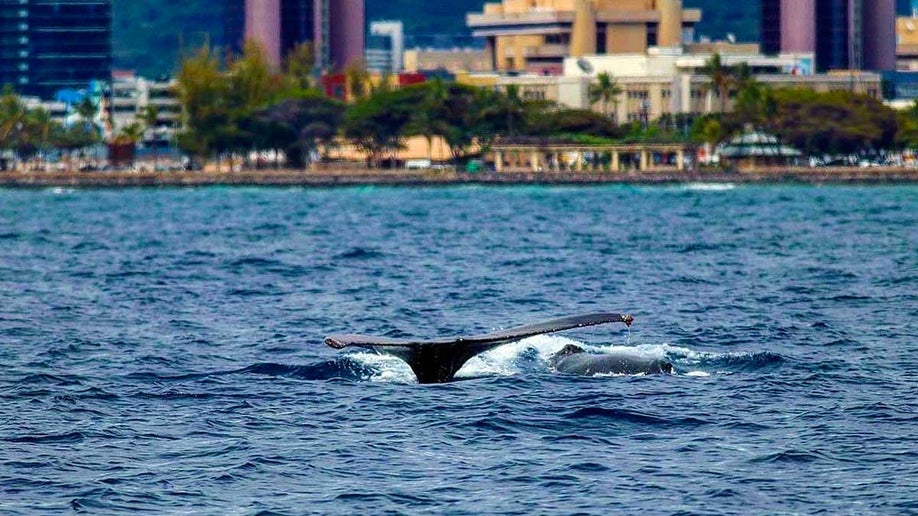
325, 312, 633, 383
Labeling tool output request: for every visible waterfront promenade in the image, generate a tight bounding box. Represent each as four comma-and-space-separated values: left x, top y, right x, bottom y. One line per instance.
2, 167, 918, 188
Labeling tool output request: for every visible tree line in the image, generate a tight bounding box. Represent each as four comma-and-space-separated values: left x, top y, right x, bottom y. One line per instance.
696, 54, 905, 156
0, 89, 102, 163
173, 43, 673, 169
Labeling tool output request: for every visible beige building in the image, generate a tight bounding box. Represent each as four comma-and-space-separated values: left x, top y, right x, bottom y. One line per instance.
458, 48, 882, 121
565, 50, 880, 119
897, 15, 918, 70
403, 49, 493, 73
467, 0, 701, 74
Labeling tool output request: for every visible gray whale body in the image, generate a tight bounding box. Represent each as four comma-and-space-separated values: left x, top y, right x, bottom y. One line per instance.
549, 344, 674, 376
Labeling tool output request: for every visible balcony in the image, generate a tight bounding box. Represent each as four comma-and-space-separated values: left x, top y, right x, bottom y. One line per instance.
512, 44, 570, 59
467, 11, 575, 28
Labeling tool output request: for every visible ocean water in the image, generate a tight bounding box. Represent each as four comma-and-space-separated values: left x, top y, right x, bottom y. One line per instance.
0, 184, 916, 515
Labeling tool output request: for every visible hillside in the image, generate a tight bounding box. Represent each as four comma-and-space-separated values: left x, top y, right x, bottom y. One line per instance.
112, 0, 759, 77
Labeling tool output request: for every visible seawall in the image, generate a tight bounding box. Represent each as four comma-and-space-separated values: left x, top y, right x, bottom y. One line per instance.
2, 167, 918, 188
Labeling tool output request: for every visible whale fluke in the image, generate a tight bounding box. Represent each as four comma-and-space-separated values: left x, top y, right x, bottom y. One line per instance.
325, 312, 633, 384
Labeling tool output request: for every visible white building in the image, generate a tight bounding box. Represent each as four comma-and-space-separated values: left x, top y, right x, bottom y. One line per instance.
366, 21, 404, 73
110, 74, 182, 145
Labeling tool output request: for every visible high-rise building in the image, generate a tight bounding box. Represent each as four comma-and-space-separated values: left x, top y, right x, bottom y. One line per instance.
246, 0, 282, 66
761, 0, 895, 72
224, 0, 246, 55
227, 0, 364, 71
466, 0, 702, 74
0, 0, 112, 99
318, 0, 364, 71
281, 0, 314, 57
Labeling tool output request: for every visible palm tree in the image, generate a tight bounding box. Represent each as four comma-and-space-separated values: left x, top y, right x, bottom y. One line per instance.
25, 108, 54, 169
139, 104, 160, 169
115, 122, 144, 168
502, 84, 526, 137
409, 78, 447, 162
74, 96, 99, 129
703, 52, 733, 113
0, 89, 27, 151
588, 72, 623, 124
344, 59, 370, 100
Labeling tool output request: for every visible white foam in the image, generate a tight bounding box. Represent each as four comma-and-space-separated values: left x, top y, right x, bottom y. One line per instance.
345, 336, 740, 382
681, 183, 737, 191
48, 187, 75, 195
348, 351, 417, 384
456, 334, 582, 379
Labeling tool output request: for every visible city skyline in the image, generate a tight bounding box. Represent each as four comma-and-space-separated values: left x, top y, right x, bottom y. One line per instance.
1, 0, 912, 102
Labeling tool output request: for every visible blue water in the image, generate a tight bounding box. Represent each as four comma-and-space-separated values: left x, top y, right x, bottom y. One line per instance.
1, 184, 916, 514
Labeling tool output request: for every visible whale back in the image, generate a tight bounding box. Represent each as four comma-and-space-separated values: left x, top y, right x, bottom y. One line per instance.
551, 349, 674, 376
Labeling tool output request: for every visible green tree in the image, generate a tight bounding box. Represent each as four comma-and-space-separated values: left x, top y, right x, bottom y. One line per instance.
18, 108, 56, 163
343, 87, 419, 167
253, 94, 344, 168
525, 107, 620, 139
703, 53, 733, 113
500, 84, 527, 137
762, 88, 897, 155
431, 83, 506, 164
284, 42, 316, 93
895, 101, 918, 149
588, 72, 623, 123
407, 79, 448, 160
175, 45, 226, 166
112, 122, 144, 167
139, 104, 160, 168
0, 89, 27, 154
74, 96, 100, 130
344, 59, 371, 100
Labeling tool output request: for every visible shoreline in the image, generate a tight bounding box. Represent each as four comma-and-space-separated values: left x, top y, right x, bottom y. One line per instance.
2, 167, 918, 188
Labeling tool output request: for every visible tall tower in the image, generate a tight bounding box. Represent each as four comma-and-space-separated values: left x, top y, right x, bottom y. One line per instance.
781, 0, 817, 53
762, 0, 895, 72
281, 0, 314, 57
0, 0, 112, 99
657, 0, 683, 47
245, 0, 282, 67
314, 0, 365, 71
863, 0, 896, 71
224, 0, 246, 55
762, 0, 817, 56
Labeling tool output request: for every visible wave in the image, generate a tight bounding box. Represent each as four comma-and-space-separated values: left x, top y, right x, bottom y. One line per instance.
331, 335, 790, 382
5, 431, 86, 444
334, 247, 384, 260
564, 407, 711, 427
240, 357, 384, 382
660, 345, 788, 374
116, 337, 789, 389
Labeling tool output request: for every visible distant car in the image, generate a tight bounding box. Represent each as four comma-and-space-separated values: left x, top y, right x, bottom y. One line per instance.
405, 159, 432, 170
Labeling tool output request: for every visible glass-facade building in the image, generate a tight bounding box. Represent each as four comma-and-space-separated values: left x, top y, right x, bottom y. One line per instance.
815, 0, 853, 71
280, 0, 313, 58
761, 0, 895, 72
0, 0, 111, 99
225, 0, 363, 70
